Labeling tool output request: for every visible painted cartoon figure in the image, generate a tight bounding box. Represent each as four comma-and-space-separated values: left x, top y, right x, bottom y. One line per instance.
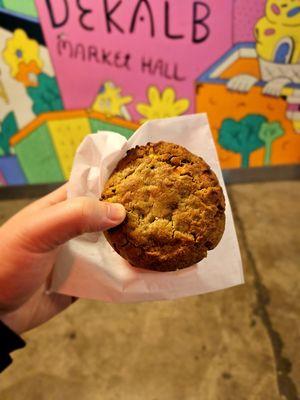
228, 0, 300, 132
91, 81, 133, 120
256, 0, 300, 91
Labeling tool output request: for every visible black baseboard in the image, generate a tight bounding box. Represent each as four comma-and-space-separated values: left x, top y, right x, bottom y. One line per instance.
0, 183, 62, 200
222, 164, 300, 184
0, 9, 44, 44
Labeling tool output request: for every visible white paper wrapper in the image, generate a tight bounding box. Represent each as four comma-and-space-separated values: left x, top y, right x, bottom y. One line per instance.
50, 114, 244, 302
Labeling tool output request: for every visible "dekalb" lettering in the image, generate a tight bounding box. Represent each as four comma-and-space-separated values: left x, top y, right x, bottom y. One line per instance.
45, 0, 210, 44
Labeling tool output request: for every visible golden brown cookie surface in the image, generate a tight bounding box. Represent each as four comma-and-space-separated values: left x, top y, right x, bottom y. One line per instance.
101, 141, 225, 271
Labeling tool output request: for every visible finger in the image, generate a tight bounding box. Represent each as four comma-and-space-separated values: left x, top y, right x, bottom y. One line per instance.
227, 79, 236, 91
18, 197, 126, 253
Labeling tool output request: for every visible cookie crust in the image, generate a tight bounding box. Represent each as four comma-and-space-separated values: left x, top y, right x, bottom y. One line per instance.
101, 141, 225, 271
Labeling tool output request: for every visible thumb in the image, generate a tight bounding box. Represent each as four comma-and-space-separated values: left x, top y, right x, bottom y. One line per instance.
20, 197, 126, 252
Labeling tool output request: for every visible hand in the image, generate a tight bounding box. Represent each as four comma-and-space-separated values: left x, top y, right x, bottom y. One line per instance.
262, 78, 291, 97
0, 185, 125, 334
227, 74, 258, 93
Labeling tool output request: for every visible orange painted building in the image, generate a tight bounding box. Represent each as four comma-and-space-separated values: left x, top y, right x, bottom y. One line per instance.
196, 44, 300, 170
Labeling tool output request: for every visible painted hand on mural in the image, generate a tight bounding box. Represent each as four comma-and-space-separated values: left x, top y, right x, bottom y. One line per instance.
262, 77, 292, 97
0, 185, 125, 333
2, 29, 63, 115
91, 81, 133, 120
229, 1, 300, 97
227, 74, 258, 93
226, 0, 300, 139
219, 115, 266, 168
137, 86, 189, 122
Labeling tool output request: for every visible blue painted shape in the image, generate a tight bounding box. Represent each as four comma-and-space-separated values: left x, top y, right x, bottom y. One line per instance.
287, 7, 300, 17
0, 156, 27, 185
274, 42, 292, 63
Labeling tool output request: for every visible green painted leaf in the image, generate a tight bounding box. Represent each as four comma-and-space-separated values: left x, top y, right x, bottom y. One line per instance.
27, 73, 63, 115
259, 122, 284, 143
0, 112, 18, 155
219, 114, 267, 168
219, 119, 246, 153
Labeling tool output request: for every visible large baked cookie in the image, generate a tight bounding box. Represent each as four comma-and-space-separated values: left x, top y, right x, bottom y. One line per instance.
101, 141, 225, 271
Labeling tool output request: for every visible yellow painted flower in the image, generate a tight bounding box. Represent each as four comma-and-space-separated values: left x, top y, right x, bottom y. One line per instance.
91, 81, 132, 120
3, 29, 43, 80
137, 86, 190, 122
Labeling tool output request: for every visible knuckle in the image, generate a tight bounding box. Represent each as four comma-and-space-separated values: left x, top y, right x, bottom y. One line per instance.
72, 197, 91, 217
69, 197, 109, 234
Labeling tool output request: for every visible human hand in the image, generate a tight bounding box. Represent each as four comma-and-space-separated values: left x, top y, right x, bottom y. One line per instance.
0, 185, 125, 334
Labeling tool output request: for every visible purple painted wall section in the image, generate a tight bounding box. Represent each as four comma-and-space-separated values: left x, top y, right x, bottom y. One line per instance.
0, 156, 26, 186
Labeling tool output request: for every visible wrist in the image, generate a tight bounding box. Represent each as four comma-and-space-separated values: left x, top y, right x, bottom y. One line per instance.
0, 311, 24, 335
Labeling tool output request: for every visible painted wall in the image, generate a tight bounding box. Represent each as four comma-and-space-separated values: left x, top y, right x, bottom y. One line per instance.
0, 0, 299, 186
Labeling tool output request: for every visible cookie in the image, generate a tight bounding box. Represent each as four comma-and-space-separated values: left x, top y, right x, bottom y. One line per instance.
101, 141, 225, 272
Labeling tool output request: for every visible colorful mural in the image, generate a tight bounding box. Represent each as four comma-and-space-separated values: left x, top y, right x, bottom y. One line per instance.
197, 0, 300, 169
0, 1, 299, 186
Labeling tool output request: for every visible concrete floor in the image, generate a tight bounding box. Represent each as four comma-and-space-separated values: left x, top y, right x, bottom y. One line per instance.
0, 181, 299, 400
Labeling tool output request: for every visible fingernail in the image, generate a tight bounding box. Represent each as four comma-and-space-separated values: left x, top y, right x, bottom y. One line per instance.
106, 203, 126, 222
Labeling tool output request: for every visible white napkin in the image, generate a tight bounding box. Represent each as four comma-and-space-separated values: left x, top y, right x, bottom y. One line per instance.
50, 114, 244, 302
